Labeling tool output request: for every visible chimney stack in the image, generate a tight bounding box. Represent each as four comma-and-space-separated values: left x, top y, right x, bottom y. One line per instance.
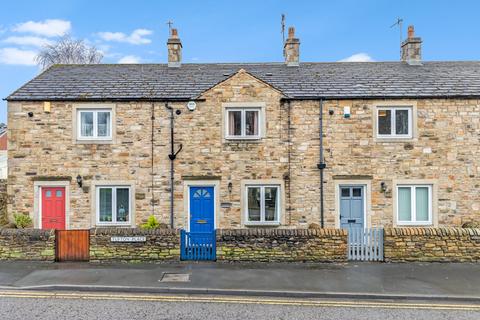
401, 25, 422, 65
167, 28, 182, 67
284, 26, 300, 66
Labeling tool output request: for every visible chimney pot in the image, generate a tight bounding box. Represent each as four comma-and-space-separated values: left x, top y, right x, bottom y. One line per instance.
284, 26, 300, 67
167, 28, 182, 67
401, 25, 422, 65
407, 25, 414, 38
288, 27, 295, 39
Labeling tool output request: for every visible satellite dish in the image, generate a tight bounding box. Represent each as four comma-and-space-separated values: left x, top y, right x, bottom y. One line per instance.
187, 101, 196, 111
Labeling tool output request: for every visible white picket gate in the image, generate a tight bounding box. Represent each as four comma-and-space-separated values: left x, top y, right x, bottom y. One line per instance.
347, 227, 384, 261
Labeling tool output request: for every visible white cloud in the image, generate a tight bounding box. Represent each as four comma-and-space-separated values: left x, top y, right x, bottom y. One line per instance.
98, 29, 152, 45
118, 55, 141, 63
339, 53, 374, 62
13, 19, 71, 37
0, 47, 37, 65
3, 36, 53, 47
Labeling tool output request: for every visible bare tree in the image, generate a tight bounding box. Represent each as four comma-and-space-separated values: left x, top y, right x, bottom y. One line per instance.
35, 35, 103, 69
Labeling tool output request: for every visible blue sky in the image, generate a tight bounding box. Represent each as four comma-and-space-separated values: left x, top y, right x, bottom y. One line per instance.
1, 0, 479, 124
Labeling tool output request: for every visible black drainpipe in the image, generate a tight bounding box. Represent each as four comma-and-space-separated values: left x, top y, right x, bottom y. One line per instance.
317, 99, 326, 228
150, 102, 155, 216
165, 103, 183, 229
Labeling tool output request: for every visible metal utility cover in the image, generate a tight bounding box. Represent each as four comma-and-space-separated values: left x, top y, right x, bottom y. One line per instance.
160, 273, 190, 282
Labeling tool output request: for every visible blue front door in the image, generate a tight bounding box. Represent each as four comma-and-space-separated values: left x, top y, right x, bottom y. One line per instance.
340, 186, 364, 229
189, 186, 214, 232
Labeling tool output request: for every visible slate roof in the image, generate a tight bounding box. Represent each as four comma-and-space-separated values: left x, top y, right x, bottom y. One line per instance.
6, 61, 480, 101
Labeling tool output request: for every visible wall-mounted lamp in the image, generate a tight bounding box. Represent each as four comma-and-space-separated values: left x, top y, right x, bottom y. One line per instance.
228, 182, 233, 194
328, 109, 334, 116
380, 182, 387, 193
27, 112, 34, 118
76, 175, 83, 188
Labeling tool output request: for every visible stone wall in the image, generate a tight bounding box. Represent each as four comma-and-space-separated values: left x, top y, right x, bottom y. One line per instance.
0, 179, 7, 225
384, 227, 480, 262
89, 228, 180, 262
216, 228, 347, 262
0, 228, 55, 261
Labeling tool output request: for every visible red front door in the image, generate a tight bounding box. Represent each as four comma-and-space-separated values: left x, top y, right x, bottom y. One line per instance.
41, 187, 66, 229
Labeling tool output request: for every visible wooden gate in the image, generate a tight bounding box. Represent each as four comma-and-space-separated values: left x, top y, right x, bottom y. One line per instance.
347, 228, 383, 261
55, 230, 90, 262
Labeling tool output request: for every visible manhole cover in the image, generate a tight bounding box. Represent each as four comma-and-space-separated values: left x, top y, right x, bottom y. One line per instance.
159, 273, 190, 282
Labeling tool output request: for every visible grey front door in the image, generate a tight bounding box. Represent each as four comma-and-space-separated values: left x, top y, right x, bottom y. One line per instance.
340, 186, 364, 229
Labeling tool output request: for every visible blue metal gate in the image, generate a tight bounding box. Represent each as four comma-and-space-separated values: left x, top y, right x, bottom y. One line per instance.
180, 229, 216, 261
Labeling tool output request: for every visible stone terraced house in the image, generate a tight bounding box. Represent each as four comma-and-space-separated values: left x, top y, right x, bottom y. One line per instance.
5, 26, 480, 234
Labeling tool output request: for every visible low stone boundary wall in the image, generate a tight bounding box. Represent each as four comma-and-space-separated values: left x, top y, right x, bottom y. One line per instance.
384, 228, 480, 262
89, 228, 180, 262
0, 228, 55, 261
216, 228, 348, 262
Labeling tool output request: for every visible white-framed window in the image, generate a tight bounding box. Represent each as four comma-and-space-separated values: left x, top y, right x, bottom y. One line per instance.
376, 106, 412, 138
245, 185, 280, 225
225, 107, 261, 139
96, 186, 131, 225
77, 109, 112, 140
396, 185, 432, 225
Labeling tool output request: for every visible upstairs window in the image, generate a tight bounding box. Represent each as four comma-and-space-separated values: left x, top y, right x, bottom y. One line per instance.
226, 108, 261, 139
376, 107, 412, 139
77, 109, 112, 140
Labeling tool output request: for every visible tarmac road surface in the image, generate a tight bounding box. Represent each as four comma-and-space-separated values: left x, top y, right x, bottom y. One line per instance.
0, 290, 479, 320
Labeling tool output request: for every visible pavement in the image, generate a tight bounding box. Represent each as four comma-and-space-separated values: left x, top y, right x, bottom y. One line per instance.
0, 261, 479, 301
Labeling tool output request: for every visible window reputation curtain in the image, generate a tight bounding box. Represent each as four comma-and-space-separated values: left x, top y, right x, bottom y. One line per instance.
81, 112, 94, 136
415, 187, 429, 221
116, 188, 129, 222
395, 110, 409, 135
97, 112, 110, 137
99, 188, 112, 222
378, 109, 391, 135
398, 187, 411, 221
245, 111, 258, 136
247, 187, 261, 221
229, 111, 241, 136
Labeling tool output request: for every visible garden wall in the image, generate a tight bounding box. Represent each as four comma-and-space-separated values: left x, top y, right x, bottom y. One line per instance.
0, 228, 55, 261
216, 228, 348, 262
89, 228, 180, 262
384, 227, 480, 262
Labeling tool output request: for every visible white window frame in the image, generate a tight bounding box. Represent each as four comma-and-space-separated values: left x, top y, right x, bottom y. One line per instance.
77, 108, 113, 140
225, 107, 262, 140
376, 106, 413, 139
396, 184, 433, 226
96, 186, 132, 226
244, 185, 281, 225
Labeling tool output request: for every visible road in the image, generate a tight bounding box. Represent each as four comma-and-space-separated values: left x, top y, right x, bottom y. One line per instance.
0, 290, 479, 320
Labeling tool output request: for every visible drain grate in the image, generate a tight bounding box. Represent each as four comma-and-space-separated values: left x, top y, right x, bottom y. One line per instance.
159, 273, 190, 282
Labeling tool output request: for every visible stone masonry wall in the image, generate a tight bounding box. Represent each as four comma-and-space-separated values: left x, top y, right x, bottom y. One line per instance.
217, 228, 347, 262
384, 227, 480, 262
7, 72, 480, 229
0, 228, 55, 261
0, 180, 7, 225
89, 228, 180, 262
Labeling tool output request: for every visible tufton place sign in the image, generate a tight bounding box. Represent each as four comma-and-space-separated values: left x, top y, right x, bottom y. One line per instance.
110, 236, 147, 243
